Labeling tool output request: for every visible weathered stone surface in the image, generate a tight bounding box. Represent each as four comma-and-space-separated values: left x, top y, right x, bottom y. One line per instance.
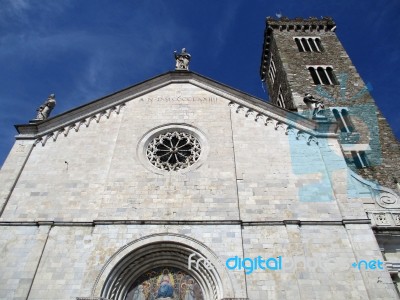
0, 26, 398, 299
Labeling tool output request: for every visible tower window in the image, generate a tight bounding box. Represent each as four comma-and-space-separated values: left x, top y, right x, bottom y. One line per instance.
351, 151, 369, 168
341, 109, 354, 132
294, 37, 323, 52
277, 86, 285, 108
317, 67, 330, 85
332, 108, 354, 133
307, 66, 338, 85
268, 54, 277, 84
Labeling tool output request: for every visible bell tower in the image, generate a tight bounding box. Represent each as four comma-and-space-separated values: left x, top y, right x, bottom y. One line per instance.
260, 16, 400, 192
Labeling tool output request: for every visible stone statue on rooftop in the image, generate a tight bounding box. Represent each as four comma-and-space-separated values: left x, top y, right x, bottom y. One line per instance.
35, 93, 56, 120
303, 93, 325, 118
174, 48, 191, 70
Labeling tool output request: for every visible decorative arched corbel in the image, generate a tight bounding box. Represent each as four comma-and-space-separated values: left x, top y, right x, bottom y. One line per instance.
228, 101, 236, 107
236, 105, 244, 113
106, 108, 114, 118
264, 117, 273, 126
245, 109, 254, 117
34, 138, 42, 146
64, 124, 75, 137
52, 129, 64, 142
296, 130, 304, 140
255, 113, 264, 122
115, 103, 125, 114
41, 133, 53, 146
307, 135, 319, 145
285, 126, 294, 135
85, 115, 96, 127
75, 120, 86, 132
274, 121, 285, 131
96, 111, 106, 123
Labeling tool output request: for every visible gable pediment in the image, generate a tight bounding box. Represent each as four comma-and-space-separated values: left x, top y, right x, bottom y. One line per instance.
15, 71, 336, 146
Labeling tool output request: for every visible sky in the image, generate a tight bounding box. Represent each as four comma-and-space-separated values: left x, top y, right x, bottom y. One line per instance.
0, 0, 399, 168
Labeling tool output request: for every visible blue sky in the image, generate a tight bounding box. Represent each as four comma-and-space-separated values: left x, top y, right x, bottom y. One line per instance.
0, 0, 399, 167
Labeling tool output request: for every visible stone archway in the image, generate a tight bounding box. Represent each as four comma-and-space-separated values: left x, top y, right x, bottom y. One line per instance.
91, 233, 236, 300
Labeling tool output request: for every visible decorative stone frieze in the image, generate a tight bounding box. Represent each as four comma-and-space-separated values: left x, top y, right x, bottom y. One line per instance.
34, 104, 125, 146
228, 101, 320, 146
368, 211, 400, 227
385, 262, 400, 274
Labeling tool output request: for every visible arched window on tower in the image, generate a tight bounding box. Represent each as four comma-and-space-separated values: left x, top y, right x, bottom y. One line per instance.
317, 67, 330, 85
308, 66, 338, 85
332, 108, 354, 133
326, 67, 338, 85
277, 86, 286, 108
309, 38, 319, 52
315, 38, 324, 52
294, 37, 323, 52
294, 38, 304, 52
332, 107, 367, 169
332, 109, 346, 132
341, 109, 354, 132
301, 38, 311, 52
268, 54, 277, 84
308, 67, 320, 84
352, 151, 369, 168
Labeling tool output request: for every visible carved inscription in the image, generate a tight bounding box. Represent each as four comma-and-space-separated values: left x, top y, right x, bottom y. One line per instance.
15, 143, 26, 153
139, 95, 219, 103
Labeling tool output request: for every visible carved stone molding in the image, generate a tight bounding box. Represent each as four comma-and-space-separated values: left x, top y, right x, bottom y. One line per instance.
350, 170, 400, 209
368, 211, 400, 227
377, 192, 399, 207
228, 101, 319, 146
34, 104, 125, 147
91, 233, 238, 300
385, 262, 400, 274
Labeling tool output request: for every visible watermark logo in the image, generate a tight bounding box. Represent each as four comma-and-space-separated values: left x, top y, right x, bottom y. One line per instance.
226, 256, 282, 274
352, 259, 384, 270
315, 72, 373, 103
188, 253, 282, 274
188, 253, 214, 271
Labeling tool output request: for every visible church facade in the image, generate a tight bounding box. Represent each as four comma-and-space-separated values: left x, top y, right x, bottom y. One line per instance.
0, 18, 399, 300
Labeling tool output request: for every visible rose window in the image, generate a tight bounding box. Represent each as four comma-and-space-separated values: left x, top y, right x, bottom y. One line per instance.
146, 131, 201, 171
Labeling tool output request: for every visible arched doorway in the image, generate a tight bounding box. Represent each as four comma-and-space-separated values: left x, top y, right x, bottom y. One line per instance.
93, 234, 235, 300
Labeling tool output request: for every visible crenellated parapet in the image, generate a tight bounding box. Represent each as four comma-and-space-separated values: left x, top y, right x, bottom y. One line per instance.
266, 16, 336, 31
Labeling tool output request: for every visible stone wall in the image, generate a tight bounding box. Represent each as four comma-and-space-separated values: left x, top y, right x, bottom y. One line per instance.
0, 223, 397, 299
0, 83, 362, 222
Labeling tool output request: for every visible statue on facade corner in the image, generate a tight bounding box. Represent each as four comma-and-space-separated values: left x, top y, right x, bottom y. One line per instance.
174, 48, 191, 70
303, 93, 324, 118
35, 93, 56, 120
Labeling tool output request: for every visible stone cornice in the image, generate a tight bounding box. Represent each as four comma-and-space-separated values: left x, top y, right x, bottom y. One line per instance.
13, 71, 335, 147
0, 219, 370, 227
266, 16, 336, 30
